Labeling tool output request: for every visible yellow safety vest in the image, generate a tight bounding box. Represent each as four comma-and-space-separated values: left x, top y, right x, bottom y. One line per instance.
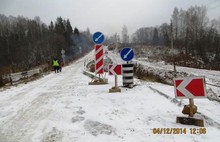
53, 60, 59, 66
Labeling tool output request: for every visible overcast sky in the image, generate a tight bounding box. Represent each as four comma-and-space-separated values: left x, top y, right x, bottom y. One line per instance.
0, 0, 220, 36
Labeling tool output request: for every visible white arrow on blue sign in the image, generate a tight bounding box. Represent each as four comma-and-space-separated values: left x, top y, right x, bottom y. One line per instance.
93, 32, 105, 44
120, 47, 134, 62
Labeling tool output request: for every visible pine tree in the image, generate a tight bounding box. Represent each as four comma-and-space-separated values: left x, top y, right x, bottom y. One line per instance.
55, 17, 65, 35
49, 21, 54, 31
66, 19, 73, 34
74, 27, 80, 35
151, 28, 160, 45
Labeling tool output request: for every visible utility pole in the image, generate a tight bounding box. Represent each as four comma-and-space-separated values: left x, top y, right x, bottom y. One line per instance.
170, 20, 177, 75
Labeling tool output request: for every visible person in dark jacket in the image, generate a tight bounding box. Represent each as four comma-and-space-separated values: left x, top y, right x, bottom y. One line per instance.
59, 59, 64, 72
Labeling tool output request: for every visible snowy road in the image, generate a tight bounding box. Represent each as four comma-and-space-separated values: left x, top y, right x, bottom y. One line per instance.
0, 51, 220, 142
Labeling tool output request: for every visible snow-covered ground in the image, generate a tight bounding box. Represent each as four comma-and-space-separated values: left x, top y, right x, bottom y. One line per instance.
136, 59, 220, 92
0, 51, 220, 142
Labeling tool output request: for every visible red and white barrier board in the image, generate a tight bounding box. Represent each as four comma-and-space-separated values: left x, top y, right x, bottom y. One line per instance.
109, 64, 122, 75
174, 76, 206, 99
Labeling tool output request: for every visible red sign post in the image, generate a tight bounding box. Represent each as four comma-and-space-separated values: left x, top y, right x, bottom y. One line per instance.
95, 45, 104, 74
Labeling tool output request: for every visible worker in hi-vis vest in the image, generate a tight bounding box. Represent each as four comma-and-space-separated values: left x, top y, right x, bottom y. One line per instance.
52, 58, 60, 73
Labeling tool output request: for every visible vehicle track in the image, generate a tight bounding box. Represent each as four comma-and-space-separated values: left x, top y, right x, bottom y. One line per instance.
0, 57, 85, 142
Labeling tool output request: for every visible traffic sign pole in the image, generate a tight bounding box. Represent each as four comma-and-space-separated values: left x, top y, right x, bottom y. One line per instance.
109, 74, 121, 93
120, 47, 134, 88
95, 45, 104, 74
61, 49, 65, 65
89, 32, 108, 85
189, 98, 194, 117
115, 75, 118, 88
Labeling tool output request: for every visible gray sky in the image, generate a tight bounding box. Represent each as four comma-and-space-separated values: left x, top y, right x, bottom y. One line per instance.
0, 0, 219, 36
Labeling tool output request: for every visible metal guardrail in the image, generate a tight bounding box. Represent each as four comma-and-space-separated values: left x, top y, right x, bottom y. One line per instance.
83, 70, 95, 79
206, 83, 220, 88
2, 68, 42, 84
21, 71, 28, 78
86, 60, 95, 69
10, 68, 41, 82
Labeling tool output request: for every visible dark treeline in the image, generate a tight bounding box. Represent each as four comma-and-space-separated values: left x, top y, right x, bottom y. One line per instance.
132, 6, 220, 68
0, 15, 92, 74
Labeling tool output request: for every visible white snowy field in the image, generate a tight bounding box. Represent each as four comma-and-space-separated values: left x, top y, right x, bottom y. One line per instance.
136, 59, 220, 93
0, 51, 220, 142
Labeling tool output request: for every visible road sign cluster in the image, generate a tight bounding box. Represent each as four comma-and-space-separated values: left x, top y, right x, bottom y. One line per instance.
89, 34, 208, 126
93, 32, 105, 75
91, 32, 136, 92
89, 32, 208, 126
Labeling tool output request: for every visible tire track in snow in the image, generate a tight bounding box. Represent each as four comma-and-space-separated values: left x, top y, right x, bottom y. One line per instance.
0, 92, 54, 142
0, 55, 87, 142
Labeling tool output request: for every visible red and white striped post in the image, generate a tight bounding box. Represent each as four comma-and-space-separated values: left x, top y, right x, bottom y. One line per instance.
95, 44, 104, 74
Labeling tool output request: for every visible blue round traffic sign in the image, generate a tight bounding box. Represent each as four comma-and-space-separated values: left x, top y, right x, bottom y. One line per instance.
120, 47, 134, 62
93, 32, 105, 44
